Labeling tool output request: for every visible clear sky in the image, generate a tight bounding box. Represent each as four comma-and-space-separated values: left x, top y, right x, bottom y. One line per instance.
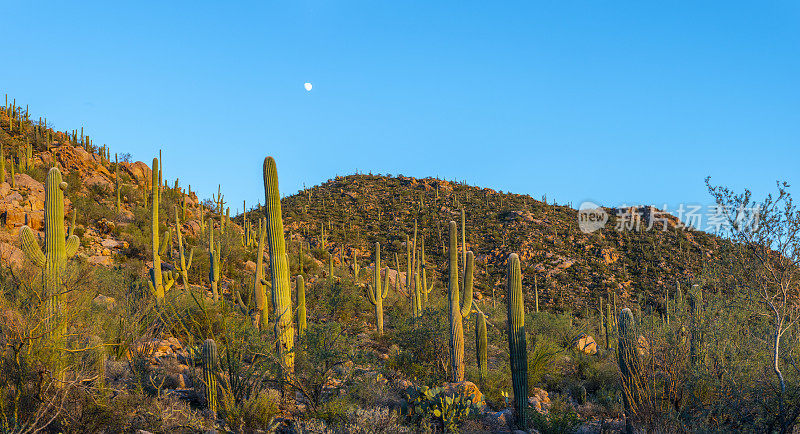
3, 1, 798, 215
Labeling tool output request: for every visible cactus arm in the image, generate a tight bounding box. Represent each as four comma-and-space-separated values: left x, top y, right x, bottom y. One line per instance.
382, 267, 391, 297
186, 248, 193, 270
163, 270, 175, 291
159, 229, 169, 256
460, 251, 474, 318
366, 283, 377, 305
65, 235, 79, 258
19, 226, 46, 267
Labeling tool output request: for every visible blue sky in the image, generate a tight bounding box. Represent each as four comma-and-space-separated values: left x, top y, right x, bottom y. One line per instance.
3, 1, 798, 215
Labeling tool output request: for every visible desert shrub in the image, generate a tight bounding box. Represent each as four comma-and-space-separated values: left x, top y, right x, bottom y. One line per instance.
240, 389, 281, 430
528, 335, 560, 389
291, 322, 357, 413
344, 407, 410, 433
388, 304, 449, 386
528, 395, 581, 434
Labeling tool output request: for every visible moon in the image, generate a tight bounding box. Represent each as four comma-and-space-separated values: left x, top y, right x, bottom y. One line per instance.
304, 82, 312, 91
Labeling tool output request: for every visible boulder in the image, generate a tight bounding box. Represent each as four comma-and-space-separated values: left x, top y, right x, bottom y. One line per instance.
572, 333, 598, 355
638, 335, 650, 356
88, 255, 113, 266
92, 294, 115, 310
441, 381, 484, 407
529, 387, 551, 413
0, 242, 24, 268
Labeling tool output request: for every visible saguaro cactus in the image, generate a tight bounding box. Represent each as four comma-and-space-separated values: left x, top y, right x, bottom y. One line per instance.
420, 235, 434, 304
254, 217, 268, 330
506, 253, 527, 430
297, 275, 307, 337
407, 234, 418, 317
352, 250, 360, 278
1, 142, 5, 184
476, 310, 488, 385
114, 153, 121, 213
209, 224, 221, 301
366, 242, 389, 335
263, 156, 294, 373
689, 285, 705, 367
19, 167, 80, 348
174, 206, 193, 289
618, 307, 643, 429
202, 339, 219, 417
447, 221, 473, 382
146, 158, 173, 300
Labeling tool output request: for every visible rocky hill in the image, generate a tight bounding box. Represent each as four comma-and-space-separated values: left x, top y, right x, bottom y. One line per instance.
248, 173, 729, 315
0, 100, 730, 316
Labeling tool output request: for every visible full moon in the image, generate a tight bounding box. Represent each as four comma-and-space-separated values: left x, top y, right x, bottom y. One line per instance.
304, 82, 312, 91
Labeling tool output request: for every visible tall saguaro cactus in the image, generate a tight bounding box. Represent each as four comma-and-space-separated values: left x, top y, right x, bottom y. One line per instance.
297, 275, 307, 337
420, 235, 434, 304
263, 156, 294, 373
689, 285, 705, 367
476, 310, 488, 385
254, 217, 268, 330
202, 339, 219, 417
366, 242, 389, 335
209, 223, 221, 301
1, 141, 5, 184
174, 206, 193, 289
447, 221, 473, 382
506, 253, 527, 430
407, 234, 418, 317
114, 153, 121, 213
19, 167, 80, 350
147, 158, 173, 300
618, 308, 643, 431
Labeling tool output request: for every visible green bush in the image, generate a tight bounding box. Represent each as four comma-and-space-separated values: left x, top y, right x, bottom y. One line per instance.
528, 395, 581, 434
